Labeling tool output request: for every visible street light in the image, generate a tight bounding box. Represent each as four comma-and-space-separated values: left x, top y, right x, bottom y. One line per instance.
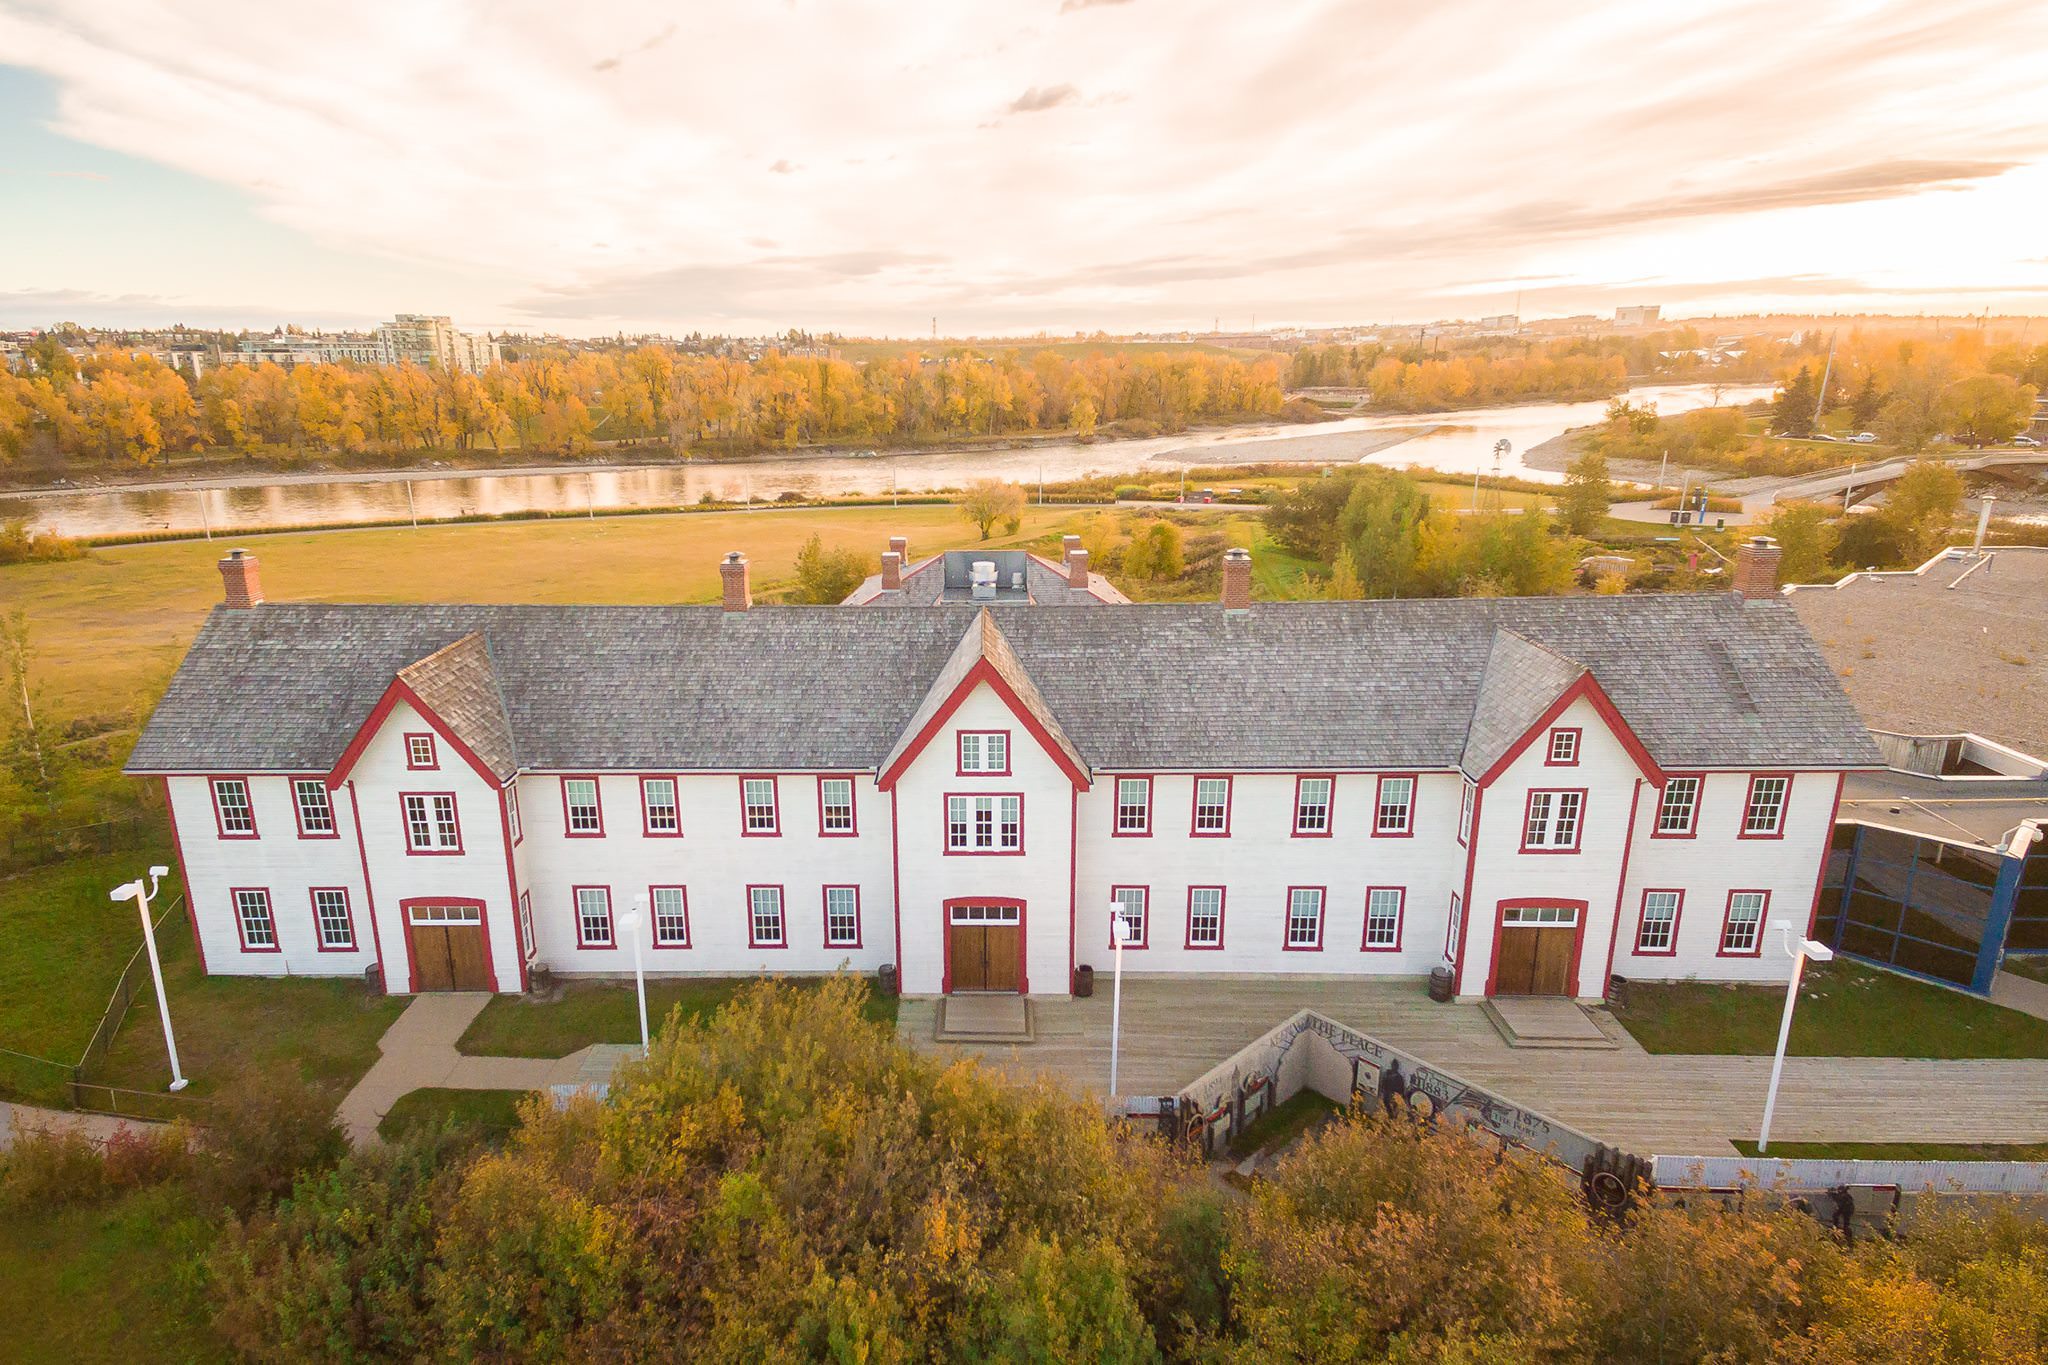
1757, 918, 1834, 1154
619, 896, 650, 1058
110, 865, 187, 1091
1107, 906, 1133, 1101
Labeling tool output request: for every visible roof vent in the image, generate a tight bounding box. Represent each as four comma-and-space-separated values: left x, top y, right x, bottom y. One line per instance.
970, 560, 998, 601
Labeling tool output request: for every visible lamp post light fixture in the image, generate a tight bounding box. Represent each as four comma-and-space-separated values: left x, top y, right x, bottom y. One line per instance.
110, 865, 187, 1091
1757, 918, 1834, 1154
1108, 907, 1133, 1102
619, 896, 650, 1059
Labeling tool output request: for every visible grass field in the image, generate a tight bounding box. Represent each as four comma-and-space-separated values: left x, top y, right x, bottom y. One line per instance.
377, 1086, 530, 1143
460, 976, 898, 1058
1228, 1089, 1342, 1160
1612, 958, 2048, 1059
1731, 1138, 2048, 1162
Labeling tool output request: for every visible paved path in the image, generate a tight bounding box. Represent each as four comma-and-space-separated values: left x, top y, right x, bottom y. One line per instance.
1993, 970, 2048, 1022
0, 1101, 156, 1150
901, 978, 2048, 1156
336, 994, 637, 1146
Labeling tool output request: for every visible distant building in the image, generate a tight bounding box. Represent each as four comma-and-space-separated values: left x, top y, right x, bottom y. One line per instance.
1476, 314, 1519, 333
376, 315, 501, 373
1614, 305, 1662, 328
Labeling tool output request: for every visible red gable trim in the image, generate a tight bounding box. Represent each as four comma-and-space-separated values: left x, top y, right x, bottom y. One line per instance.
325, 677, 504, 792
877, 657, 1088, 791
1474, 673, 1663, 790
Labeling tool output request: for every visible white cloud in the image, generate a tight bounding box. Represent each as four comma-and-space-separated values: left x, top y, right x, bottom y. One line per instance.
1, 0, 2045, 333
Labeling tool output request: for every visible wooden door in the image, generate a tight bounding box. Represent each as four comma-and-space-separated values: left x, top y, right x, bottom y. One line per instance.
410, 923, 456, 991
951, 923, 990, 991
446, 924, 490, 990
982, 925, 1020, 992
947, 902, 1023, 993
407, 903, 490, 992
1494, 926, 1575, 995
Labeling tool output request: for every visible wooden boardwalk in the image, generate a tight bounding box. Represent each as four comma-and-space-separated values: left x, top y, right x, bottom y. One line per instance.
899, 977, 2048, 1156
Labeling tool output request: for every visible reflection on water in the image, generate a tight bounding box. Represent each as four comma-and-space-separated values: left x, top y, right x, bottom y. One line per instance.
6, 382, 1769, 539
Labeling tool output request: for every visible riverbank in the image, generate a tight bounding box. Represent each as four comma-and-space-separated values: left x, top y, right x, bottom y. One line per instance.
1153, 424, 1442, 465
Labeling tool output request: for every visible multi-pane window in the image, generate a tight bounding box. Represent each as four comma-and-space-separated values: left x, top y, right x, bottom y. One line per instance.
1742, 776, 1789, 837
1294, 777, 1333, 835
946, 794, 1022, 852
651, 886, 689, 947
1522, 790, 1584, 850
1655, 776, 1701, 836
1721, 891, 1767, 954
1457, 780, 1475, 846
1374, 776, 1414, 835
575, 886, 613, 947
825, 886, 860, 946
1187, 887, 1224, 947
1114, 778, 1151, 834
235, 888, 276, 949
1364, 887, 1404, 949
819, 778, 856, 834
1192, 777, 1230, 835
312, 888, 354, 950
518, 890, 535, 961
1285, 887, 1324, 949
402, 793, 461, 852
406, 733, 437, 768
506, 784, 522, 842
749, 885, 786, 947
742, 777, 780, 834
957, 731, 1009, 773
1444, 892, 1463, 962
1547, 728, 1580, 764
213, 778, 255, 836
1637, 890, 1681, 953
642, 777, 680, 835
293, 779, 335, 836
1111, 886, 1148, 947
564, 778, 603, 835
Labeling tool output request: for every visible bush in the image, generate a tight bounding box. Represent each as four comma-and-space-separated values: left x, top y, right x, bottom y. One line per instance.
0, 519, 84, 565
1113, 484, 1147, 501
0, 1122, 193, 1212
193, 1078, 348, 1216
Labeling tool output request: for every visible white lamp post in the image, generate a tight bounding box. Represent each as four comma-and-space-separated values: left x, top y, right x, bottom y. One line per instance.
1108, 907, 1133, 1101
110, 865, 187, 1091
1757, 918, 1834, 1154
619, 896, 650, 1058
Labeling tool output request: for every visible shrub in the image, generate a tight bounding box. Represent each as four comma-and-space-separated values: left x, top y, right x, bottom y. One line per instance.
1114, 484, 1147, 501
0, 519, 84, 565
193, 1078, 348, 1216
0, 1129, 108, 1211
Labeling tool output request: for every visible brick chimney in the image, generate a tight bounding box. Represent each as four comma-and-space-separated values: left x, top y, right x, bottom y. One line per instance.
1065, 546, 1090, 589
889, 535, 909, 565
1221, 547, 1252, 613
1731, 535, 1781, 599
880, 551, 903, 591
217, 548, 264, 609
720, 551, 751, 611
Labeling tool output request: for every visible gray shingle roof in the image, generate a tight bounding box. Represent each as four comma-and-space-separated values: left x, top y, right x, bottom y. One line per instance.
125, 593, 1884, 777
844, 552, 1127, 606
396, 633, 516, 780
1459, 630, 1586, 778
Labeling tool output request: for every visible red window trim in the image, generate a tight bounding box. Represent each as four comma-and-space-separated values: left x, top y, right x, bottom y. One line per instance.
1189, 774, 1233, 838
210, 775, 259, 840
1455, 779, 1474, 848
1282, 884, 1327, 951
1544, 727, 1583, 766
403, 731, 439, 770
955, 729, 1013, 777
572, 883, 616, 950
816, 775, 860, 838
1633, 887, 1684, 957
399, 790, 464, 855
746, 883, 789, 949
506, 783, 524, 847
942, 791, 1027, 856
1291, 774, 1336, 838
638, 774, 683, 838
230, 885, 280, 953
1737, 772, 1793, 841
1109, 883, 1150, 949
1519, 787, 1588, 854
739, 774, 782, 837
648, 884, 691, 948
290, 774, 340, 840
1372, 773, 1417, 838
822, 884, 863, 949
1184, 885, 1227, 950
1361, 885, 1406, 952
940, 895, 1029, 995
1444, 890, 1463, 963
1716, 888, 1771, 958
308, 885, 357, 953
1110, 774, 1154, 838
561, 774, 605, 839
1650, 772, 1704, 839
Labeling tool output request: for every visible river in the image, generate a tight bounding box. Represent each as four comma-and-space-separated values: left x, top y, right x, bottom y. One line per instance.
4, 382, 1769, 539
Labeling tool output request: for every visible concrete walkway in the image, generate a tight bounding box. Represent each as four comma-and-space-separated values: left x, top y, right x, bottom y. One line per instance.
336, 994, 637, 1145
1993, 970, 2048, 1023
0, 1101, 156, 1150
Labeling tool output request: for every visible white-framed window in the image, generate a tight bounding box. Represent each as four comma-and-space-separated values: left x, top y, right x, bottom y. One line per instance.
1547, 728, 1581, 765
1363, 887, 1404, 950
405, 733, 438, 769
312, 887, 354, 950
1457, 779, 1475, 846
575, 886, 613, 947
1502, 903, 1580, 926
563, 777, 603, 835
505, 784, 522, 842
1444, 892, 1463, 962
234, 888, 276, 950
1720, 891, 1768, 955
1374, 776, 1415, 835
1293, 777, 1333, 835
642, 777, 680, 835
819, 777, 856, 834
742, 777, 780, 834
1522, 789, 1584, 851
957, 731, 1009, 773
946, 794, 1022, 852
651, 886, 689, 947
1655, 776, 1701, 836
1187, 887, 1224, 947
402, 793, 461, 852
1742, 776, 1789, 837
1637, 890, 1681, 953
749, 885, 786, 947
825, 885, 860, 946
1192, 777, 1230, 835
1114, 777, 1151, 834
518, 889, 535, 961
292, 779, 335, 836
1285, 887, 1324, 949
1111, 886, 1148, 947
212, 777, 255, 836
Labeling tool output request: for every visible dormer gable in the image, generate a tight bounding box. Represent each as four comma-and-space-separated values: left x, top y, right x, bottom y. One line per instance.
876, 610, 1090, 790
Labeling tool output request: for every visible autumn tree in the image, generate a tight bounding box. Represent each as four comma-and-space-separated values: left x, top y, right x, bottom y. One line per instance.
787, 534, 869, 603
1880, 460, 1965, 562
1759, 501, 1842, 585
1123, 520, 1185, 582
1941, 374, 2036, 447
1556, 449, 1613, 536
959, 479, 1025, 541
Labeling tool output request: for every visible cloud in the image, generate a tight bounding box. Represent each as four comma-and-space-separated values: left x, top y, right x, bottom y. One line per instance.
1060, 0, 1135, 11
1005, 84, 1079, 114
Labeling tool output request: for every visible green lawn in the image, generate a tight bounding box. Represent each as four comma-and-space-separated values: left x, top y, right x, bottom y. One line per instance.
1228, 1089, 1342, 1160
1731, 1139, 2048, 1162
1612, 958, 2048, 1059
377, 1087, 531, 1144
460, 976, 899, 1058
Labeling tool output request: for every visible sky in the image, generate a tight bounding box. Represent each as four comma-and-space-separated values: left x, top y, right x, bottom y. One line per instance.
2, 0, 2047, 337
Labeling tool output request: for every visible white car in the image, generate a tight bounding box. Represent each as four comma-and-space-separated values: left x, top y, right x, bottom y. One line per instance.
2014, 435, 2042, 448
1848, 432, 1878, 444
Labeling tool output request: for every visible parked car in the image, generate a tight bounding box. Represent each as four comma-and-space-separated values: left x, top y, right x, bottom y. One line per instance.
2013, 435, 2042, 448
1848, 432, 1878, 444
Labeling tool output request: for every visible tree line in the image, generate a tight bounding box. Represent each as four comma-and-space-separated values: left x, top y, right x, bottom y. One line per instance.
1286, 339, 1629, 411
